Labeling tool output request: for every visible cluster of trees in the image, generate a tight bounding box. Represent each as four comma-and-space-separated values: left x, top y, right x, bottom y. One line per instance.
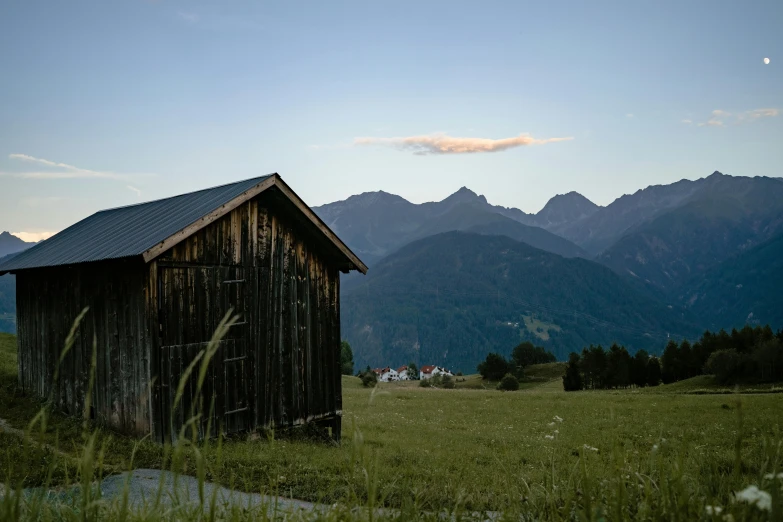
562, 344, 661, 391
419, 374, 455, 389
661, 325, 783, 385
563, 325, 783, 391
478, 342, 556, 380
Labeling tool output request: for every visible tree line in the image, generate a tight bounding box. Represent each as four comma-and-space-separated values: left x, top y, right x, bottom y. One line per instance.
562, 344, 661, 391
562, 325, 783, 391
662, 325, 783, 385
478, 342, 556, 380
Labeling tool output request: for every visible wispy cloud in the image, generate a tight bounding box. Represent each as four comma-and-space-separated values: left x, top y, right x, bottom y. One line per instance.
5, 154, 145, 179
11, 231, 57, 242
737, 108, 779, 121
126, 185, 142, 197
691, 108, 778, 127
177, 11, 199, 23
626, 113, 634, 118
353, 132, 573, 155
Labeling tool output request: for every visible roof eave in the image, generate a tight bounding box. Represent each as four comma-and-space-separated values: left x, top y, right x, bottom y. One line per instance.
141, 174, 368, 274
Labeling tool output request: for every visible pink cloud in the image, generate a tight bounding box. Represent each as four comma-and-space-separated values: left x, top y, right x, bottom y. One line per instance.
354, 132, 573, 155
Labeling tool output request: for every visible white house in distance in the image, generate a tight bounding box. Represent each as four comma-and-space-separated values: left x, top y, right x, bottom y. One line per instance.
419, 365, 454, 380
397, 365, 410, 380
373, 367, 399, 382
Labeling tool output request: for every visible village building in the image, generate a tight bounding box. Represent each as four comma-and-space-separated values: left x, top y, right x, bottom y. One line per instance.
419, 365, 454, 380
0, 174, 367, 443
372, 367, 398, 382
396, 365, 410, 380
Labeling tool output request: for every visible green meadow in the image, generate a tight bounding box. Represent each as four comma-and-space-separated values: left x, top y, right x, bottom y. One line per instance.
1, 332, 782, 520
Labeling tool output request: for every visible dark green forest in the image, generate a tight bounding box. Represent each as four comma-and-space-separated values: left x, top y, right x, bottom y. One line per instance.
563, 325, 783, 390
341, 231, 700, 373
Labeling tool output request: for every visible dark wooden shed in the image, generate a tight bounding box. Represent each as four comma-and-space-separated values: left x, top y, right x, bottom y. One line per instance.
0, 174, 367, 442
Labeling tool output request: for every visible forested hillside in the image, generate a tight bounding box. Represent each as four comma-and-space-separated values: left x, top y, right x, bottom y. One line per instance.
341, 232, 699, 372
681, 232, 783, 331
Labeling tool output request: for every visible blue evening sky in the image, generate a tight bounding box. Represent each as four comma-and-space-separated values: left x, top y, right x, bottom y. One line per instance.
1, 1, 781, 240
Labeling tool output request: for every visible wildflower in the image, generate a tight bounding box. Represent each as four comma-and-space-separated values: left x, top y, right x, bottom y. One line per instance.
705, 506, 723, 515
554, 429, 559, 434
763, 472, 783, 480
548, 422, 555, 427
545, 435, 554, 440
553, 415, 564, 423
583, 444, 598, 452
734, 485, 771, 512
652, 444, 659, 452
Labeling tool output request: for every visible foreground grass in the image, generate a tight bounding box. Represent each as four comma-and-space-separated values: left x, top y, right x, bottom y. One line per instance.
2, 333, 783, 520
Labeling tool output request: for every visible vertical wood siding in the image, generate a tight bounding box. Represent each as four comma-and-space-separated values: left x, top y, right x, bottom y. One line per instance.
15, 261, 151, 435
150, 191, 343, 442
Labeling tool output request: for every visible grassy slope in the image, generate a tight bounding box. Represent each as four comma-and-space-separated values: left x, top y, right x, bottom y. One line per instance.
1, 335, 783, 515
646, 375, 783, 394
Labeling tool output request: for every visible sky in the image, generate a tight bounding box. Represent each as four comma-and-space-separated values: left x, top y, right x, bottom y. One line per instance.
1, 1, 781, 242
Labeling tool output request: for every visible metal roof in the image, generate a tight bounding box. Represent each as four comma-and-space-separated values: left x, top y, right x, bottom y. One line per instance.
0, 175, 273, 273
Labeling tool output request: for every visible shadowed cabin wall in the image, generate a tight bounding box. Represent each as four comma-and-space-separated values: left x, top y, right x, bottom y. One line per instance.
15, 260, 151, 435
148, 190, 343, 442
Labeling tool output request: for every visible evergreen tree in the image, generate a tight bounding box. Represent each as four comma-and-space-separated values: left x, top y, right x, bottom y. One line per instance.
631, 349, 650, 388
606, 343, 631, 388
340, 341, 355, 376
679, 339, 694, 378
646, 356, 662, 387
660, 339, 679, 384
562, 352, 583, 391
407, 361, 419, 380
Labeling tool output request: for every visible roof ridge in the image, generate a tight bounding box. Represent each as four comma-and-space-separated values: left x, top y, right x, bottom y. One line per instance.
98, 174, 276, 213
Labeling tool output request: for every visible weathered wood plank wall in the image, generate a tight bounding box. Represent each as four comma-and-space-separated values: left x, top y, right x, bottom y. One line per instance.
150, 190, 343, 442
15, 260, 151, 435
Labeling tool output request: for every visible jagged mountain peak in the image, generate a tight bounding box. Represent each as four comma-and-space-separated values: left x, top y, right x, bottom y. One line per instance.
442, 186, 488, 205
533, 191, 600, 229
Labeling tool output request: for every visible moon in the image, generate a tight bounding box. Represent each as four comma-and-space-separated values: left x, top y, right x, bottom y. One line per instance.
764, 57, 770, 64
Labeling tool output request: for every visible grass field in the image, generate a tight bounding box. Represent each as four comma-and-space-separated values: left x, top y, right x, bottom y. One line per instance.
1, 332, 782, 520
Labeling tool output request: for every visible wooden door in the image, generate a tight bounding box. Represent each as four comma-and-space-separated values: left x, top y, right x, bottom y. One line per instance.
157, 265, 251, 441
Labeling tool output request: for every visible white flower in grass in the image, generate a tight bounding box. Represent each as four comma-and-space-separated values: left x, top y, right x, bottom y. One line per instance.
763, 472, 783, 480
734, 485, 771, 511
545, 435, 555, 440
705, 505, 723, 515
553, 415, 564, 423
548, 422, 555, 427
583, 444, 598, 452
652, 444, 659, 452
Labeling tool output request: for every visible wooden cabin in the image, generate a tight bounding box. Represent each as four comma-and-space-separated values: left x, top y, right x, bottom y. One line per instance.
0, 174, 367, 442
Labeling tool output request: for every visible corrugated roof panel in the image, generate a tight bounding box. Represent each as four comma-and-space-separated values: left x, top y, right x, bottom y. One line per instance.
0, 175, 272, 272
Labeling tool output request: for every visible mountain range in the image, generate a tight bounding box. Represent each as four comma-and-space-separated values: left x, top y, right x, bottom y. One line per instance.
314, 171, 783, 371
0, 231, 34, 258
0, 232, 33, 334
